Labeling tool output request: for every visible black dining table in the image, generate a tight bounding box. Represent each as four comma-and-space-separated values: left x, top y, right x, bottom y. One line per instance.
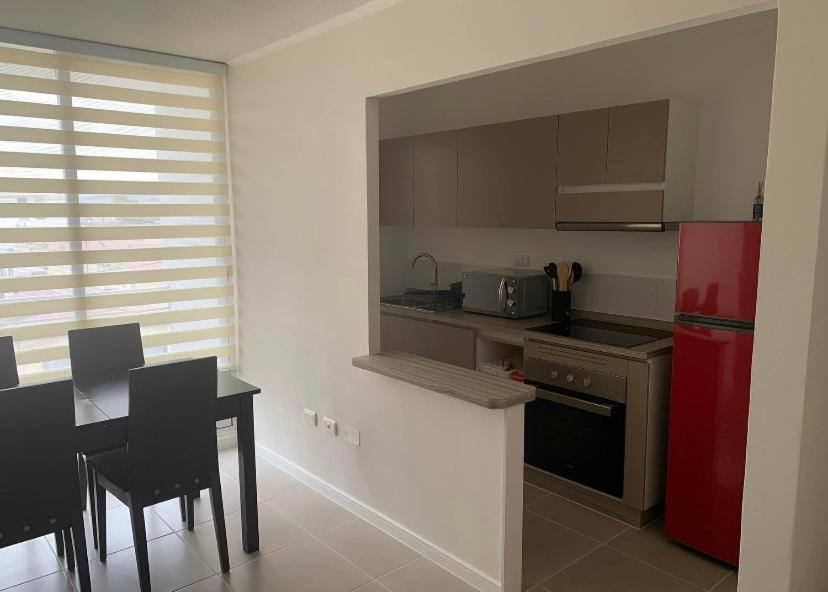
72, 371, 262, 552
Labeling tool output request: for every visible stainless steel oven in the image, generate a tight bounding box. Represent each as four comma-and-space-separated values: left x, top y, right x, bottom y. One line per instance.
523, 352, 627, 498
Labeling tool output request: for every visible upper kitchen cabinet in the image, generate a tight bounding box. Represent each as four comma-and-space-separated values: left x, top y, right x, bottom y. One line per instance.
458, 124, 504, 228
413, 130, 458, 227
379, 137, 413, 226
556, 99, 698, 230
557, 108, 609, 186
606, 100, 669, 183
500, 116, 558, 229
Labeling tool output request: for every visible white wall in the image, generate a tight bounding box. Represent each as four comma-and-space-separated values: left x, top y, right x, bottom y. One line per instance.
740, 0, 828, 589
379, 11, 777, 321
226, 0, 797, 588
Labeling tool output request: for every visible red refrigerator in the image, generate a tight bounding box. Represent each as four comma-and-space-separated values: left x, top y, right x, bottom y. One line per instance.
665, 221, 762, 566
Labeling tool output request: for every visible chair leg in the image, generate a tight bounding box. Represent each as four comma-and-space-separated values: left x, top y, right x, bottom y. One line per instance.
78, 454, 88, 510
88, 465, 98, 550
95, 477, 108, 562
63, 529, 75, 572
55, 531, 65, 557
129, 501, 152, 592
208, 472, 230, 573
186, 495, 195, 531
179, 496, 187, 523
70, 509, 91, 592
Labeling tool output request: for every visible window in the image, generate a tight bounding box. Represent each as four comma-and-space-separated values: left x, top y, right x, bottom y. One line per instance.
0, 42, 234, 382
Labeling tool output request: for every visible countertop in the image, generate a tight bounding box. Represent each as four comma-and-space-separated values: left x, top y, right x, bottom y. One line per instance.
352, 351, 536, 409
380, 304, 673, 361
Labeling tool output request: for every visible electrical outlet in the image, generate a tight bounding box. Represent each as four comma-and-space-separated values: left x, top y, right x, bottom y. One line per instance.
322, 416, 338, 435
514, 254, 530, 267
343, 425, 360, 447
303, 409, 317, 426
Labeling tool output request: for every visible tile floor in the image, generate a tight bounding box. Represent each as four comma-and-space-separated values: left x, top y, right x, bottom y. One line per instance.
1, 449, 737, 592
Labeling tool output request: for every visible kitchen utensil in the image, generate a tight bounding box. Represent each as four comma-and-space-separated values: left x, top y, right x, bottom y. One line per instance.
557, 261, 573, 291
573, 262, 583, 283
543, 262, 558, 291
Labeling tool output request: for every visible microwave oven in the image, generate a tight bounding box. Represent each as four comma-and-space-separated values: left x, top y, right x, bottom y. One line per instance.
461, 270, 549, 318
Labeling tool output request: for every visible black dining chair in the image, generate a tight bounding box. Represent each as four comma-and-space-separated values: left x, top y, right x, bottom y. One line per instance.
68, 322, 146, 549
87, 357, 229, 591
0, 379, 91, 592
0, 335, 76, 568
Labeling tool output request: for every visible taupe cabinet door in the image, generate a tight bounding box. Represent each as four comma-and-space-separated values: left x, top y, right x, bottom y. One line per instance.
381, 315, 475, 370
606, 100, 669, 183
501, 116, 558, 229
379, 137, 413, 226
381, 315, 429, 358
557, 108, 609, 186
458, 125, 503, 228
413, 131, 458, 227
556, 190, 664, 223
428, 322, 475, 369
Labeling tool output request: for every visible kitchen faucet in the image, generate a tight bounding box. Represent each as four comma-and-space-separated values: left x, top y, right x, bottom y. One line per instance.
411, 252, 439, 291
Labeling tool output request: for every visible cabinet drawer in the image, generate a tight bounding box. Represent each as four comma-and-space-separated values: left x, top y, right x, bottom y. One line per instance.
381, 314, 475, 370
525, 340, 628, 377
555, 190, 663, 223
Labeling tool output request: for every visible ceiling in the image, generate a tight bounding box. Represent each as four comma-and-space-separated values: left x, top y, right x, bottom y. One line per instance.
0, 0, 376, 63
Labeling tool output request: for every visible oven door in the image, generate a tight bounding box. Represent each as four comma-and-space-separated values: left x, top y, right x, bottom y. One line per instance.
525, 386, 626, 498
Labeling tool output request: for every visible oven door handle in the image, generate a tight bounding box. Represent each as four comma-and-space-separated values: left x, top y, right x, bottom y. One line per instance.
536, 388, 615, 417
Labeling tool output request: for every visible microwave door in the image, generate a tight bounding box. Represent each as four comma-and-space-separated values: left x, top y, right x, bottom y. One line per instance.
462, 274, 506, 315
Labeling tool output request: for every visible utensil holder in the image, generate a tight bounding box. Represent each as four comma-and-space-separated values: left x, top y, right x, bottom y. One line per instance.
549, 290, 572, 325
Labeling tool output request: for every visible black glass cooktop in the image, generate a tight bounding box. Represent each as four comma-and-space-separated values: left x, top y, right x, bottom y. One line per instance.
528, 319, 672, 348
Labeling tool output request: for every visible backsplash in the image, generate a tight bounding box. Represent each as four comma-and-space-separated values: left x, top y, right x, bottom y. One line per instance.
380, 226, 679, 321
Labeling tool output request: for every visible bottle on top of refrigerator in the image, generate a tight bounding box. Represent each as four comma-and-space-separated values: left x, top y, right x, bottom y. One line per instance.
752, 181, 764, 221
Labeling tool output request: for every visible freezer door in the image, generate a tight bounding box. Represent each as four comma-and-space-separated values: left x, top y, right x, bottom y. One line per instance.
675, 222, 762, 322
665, 321, 754, 565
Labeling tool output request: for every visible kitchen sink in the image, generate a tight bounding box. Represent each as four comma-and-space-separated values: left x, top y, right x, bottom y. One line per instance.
380, 287, 462, 312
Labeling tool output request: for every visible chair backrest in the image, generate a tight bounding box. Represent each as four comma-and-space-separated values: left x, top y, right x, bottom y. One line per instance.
0, 379, 79, 547
126, 357, 218, 502
68, 323, 144, 392
0, 335, 19, 389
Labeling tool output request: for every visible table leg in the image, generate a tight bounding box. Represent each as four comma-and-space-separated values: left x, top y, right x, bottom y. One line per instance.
237, 395, 259, 552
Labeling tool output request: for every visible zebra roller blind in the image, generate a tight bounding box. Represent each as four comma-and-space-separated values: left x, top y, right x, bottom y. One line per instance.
0, 42, 235, 383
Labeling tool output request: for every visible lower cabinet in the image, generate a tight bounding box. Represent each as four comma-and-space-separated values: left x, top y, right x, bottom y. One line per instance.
381, 314, 475, 370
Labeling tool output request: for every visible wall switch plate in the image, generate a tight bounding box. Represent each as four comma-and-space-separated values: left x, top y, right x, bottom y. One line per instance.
343, 425, 360, 447
322, 416, 337, 435
303, 409, 317, 426
514, 254, 530, 267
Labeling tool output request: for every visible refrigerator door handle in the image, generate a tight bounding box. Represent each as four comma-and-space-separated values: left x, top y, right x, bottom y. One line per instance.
674, 313, 754, 332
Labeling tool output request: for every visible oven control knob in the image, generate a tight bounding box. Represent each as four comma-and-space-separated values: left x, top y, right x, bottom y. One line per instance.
583, 377, 592, 387
566, 374, 574, 383
550, 371, 558, 380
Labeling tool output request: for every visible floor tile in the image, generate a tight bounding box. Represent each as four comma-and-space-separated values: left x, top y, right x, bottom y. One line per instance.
318, 519, 419, 578
541, 545, 701, 591
526, 493, 629, 543
267, 488, 355, 535
609, 519, 732, 589
351, 584, 389, 592
253, 462, 306, 502
47, 506, 171, 560
379, 557, 477, 592
521, 511, 600, 584
178, 503, 309, 571
4, 571, 75, 592
218, 448, 239, 475
225, 537, 371, 592
177, 574, 235, 591
153, 474, 241, 532
523, 483, 549, 507
0, 538, 62, 590
712, 572, 738, 591
80, 532, 215, 592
